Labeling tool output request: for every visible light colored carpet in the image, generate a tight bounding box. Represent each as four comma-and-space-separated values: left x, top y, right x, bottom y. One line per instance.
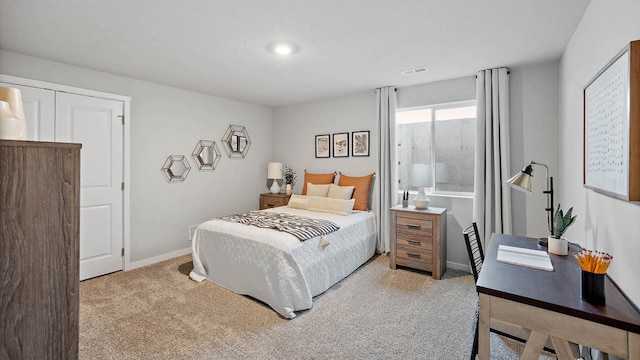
79, 254, 553, 359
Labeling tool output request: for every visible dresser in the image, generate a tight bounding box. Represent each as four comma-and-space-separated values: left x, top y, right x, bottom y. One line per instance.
260, 193, 291, 210
0, 140, 81, 359
390, 205, 447, 279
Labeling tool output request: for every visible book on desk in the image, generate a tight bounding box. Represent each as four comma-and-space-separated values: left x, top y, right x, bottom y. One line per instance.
496, 245, 554, 271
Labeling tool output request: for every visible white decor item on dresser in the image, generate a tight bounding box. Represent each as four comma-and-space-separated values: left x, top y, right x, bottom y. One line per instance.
411, 163, 433, 209
0, 87, 27, 140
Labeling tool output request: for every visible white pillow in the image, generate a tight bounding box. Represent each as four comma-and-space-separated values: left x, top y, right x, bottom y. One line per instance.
287, 194, 308, 210
327, 183, 354, 200
306, 196, 355, 216
306, 183, 331, 197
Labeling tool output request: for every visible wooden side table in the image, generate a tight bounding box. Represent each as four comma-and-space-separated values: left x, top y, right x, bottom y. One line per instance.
390, 205, 447, 279
260, 193, 291, 210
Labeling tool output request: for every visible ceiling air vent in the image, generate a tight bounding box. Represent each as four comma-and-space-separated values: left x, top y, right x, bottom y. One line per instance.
401, 66, 429, 75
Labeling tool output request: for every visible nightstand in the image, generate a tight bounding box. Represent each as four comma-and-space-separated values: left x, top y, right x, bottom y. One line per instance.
260, 193, 291, 210
390, 205, 447, 279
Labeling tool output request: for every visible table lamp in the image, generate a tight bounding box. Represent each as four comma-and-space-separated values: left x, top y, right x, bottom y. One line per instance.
0, 87, 27, 140
506, 160, 554, 238
410, 163, 433, 209
267, 162, 283, 194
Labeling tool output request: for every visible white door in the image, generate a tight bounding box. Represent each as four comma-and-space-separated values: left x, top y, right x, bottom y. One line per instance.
0, 82, 55, 141
56, 92, 124, 280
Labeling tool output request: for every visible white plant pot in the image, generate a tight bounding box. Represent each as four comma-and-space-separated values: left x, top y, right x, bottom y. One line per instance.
285, 184, 292, 195
548, 236, 568, 256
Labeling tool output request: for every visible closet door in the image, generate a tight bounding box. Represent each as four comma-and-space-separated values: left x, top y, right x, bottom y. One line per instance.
56, 93, 124, 280
0, 82, 55, 141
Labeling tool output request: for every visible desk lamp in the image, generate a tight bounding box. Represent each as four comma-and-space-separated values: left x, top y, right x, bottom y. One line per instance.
267, 162, 283, 194
506, 161, 554, 242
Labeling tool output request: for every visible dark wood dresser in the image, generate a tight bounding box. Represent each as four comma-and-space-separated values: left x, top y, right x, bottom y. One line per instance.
0, 140, 81, 359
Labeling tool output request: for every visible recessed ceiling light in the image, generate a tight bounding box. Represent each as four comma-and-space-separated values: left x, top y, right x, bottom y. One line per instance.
275, 45, 293, 55
267, 42, 299, 56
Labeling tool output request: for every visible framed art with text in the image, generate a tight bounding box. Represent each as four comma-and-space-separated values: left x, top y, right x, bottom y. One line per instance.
583, 40, 640, 201
332, 132, 349, 158
352, 130, 370, 157
315, 134, 330, 158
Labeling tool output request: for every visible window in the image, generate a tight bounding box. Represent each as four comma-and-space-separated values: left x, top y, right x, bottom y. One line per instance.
396, 100, 476, 196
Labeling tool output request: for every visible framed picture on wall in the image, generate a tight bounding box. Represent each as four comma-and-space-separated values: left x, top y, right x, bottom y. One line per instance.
583, 40, 640, 201
352, 130, 370, 157
332, 132, 349, 158
315, 134, 330, 158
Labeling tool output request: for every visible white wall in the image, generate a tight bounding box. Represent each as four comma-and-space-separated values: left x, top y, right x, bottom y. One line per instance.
559, 0, 640, 305
0, 50, 274, 266
273, 90, 377, 195
272, 90, 378, 234
509, 62, 560, 238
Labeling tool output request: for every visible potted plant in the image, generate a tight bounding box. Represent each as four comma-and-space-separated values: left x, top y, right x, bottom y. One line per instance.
283, 164, 297, 195
548, 204, 577, 255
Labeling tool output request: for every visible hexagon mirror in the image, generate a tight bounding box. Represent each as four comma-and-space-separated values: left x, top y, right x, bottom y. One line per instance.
222, 125, 251, 158
192, 140, 221, 171
161, 155, 191, 183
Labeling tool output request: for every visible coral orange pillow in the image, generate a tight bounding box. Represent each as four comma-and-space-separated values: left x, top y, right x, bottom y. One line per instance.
301, 171, 336, 195
337, 172, 374, 211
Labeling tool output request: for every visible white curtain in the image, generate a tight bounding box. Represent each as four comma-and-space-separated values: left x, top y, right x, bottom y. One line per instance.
473, 68, 512, 246
375, 86, 397, 253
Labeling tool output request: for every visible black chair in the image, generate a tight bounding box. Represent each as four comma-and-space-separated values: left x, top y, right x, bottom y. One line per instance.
463, 224, 550, 359
463, 222, 484, 283
463, 222, 484, 360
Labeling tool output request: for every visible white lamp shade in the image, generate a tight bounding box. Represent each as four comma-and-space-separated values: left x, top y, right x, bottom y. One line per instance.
0, 101, 13, 118
0, 88, 27, 140
410, 163, 433, 188
267, 162, 283, 179
0, 87, 25, 121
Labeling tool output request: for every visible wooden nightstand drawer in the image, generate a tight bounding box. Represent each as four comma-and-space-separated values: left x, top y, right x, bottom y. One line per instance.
396, 215, 433, 236
396, 245, 432, 271
396, 233, 433, 250
259, 193, 291, 210
396, 245, 432, 263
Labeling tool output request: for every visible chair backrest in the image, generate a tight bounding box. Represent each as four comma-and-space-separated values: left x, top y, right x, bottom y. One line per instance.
463, 222, 484, 283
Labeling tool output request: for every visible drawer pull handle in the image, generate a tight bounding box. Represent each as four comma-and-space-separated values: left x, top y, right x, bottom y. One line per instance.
407, 253, 421, 259
407, 240, 421, 245
406, 224, 421, 230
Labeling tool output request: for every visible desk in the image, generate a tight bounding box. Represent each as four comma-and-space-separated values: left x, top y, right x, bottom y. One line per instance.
476, 234, 640, 360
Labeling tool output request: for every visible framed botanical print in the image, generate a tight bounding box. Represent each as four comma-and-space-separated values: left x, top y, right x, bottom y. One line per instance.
332, 132, 349, 158
352, 130, 370, 157
315, 134, 330, 158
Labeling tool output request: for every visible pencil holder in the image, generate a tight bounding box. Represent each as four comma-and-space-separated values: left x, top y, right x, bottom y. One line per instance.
581, 269, 605, 305
402, 200, 408, 208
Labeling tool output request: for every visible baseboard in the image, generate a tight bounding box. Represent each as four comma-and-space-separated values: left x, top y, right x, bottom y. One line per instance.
127, 247, 191, 271
447, 260, 470, 273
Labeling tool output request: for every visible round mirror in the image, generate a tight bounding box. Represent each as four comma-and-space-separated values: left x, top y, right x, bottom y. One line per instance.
161, 155, 191, 183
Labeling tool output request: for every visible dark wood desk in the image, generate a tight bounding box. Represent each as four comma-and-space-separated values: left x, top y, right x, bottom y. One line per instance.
476, 233, 640, 360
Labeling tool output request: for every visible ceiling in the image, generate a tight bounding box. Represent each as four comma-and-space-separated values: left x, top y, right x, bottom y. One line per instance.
0, 0, 590, 108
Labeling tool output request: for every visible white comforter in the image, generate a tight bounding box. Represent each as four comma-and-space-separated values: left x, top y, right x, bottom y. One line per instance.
189, 207, 377, 318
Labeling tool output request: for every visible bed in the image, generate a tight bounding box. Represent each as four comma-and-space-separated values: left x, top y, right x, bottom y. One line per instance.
189, 205, 377, 318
